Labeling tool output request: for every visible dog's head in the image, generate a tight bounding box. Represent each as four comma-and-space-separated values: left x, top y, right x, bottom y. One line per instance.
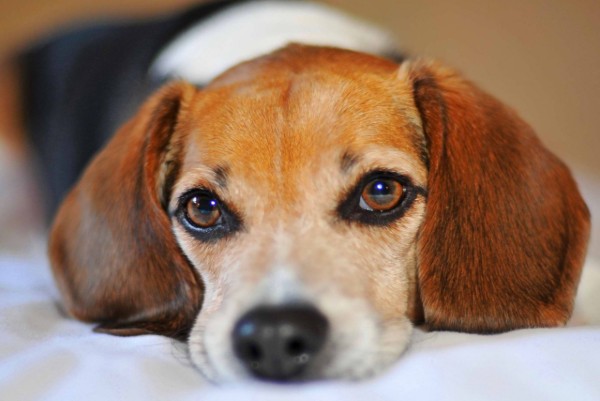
49, 45, 590, 382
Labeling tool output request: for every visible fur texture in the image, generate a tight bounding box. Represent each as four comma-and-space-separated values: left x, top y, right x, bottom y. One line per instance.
48, 46, 590, 381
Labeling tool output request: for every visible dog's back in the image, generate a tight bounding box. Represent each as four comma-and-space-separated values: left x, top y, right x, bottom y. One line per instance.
19, 0, 247, 217
14, 0, 400, 219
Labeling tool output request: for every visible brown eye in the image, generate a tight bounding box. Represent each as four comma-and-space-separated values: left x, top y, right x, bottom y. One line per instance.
186, 194, 222, 227
359, 178, 404, 212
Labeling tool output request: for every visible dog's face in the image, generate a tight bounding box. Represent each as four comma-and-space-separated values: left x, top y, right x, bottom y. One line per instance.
170, 50, 426, 380
49, 46, 590, 383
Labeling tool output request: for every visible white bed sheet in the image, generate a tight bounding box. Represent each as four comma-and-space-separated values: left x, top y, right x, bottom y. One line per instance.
1, 247, 599, 401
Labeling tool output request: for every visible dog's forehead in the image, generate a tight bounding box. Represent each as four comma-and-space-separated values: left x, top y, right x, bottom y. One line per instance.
207, 44, 399, 88
179, 47, 424, 191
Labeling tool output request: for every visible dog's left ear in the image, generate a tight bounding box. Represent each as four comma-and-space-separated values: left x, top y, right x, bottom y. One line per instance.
398, 61, 590, 333
49, 82, 203, 340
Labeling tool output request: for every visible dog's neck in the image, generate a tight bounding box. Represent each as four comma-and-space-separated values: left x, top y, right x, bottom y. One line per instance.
150, 0, 398, 84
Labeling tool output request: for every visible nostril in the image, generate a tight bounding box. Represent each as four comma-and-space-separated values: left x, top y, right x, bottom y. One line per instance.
286, 336, 307, 357
240, 341, 263, 363
232, 305, 329, 381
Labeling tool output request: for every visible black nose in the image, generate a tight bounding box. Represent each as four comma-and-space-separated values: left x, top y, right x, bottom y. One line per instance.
232, 305, 329, 381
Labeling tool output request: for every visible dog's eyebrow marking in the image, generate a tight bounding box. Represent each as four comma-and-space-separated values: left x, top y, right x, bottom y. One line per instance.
213, 165, 230, 188
341, 151, 360, 173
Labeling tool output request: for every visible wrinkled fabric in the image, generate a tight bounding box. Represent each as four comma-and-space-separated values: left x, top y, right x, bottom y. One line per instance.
1, 250, 599, 401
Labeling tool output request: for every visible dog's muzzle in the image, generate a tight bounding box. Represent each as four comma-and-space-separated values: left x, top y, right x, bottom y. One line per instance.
232, 304, 329, 381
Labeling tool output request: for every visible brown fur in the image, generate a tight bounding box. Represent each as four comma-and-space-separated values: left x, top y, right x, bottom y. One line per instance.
0, 60, 26, 157
402, 61, 591, 332
49, 84, 203, 340
48, 45, 589, 350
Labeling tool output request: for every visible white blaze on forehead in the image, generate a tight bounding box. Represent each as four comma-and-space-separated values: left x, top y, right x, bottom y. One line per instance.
247, 229, 308, 305
150, 0, 399, 84
256, 267, 308, 304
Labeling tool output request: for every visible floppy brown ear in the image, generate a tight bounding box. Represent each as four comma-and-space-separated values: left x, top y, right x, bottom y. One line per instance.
49, 82, 203, 340
401, 61, 590, 333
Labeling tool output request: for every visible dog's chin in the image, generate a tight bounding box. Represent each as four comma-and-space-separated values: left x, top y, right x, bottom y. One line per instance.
187, 298, 413, 383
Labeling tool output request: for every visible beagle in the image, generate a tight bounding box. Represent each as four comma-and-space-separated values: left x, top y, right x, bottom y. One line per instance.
3, 0, 591, 384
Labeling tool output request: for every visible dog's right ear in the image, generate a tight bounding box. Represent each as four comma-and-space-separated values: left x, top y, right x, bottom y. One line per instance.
49, 82, 203, 340
398, 61, 590, 333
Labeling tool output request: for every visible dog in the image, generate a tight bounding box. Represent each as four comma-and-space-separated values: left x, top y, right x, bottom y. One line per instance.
1, 0, 590, 384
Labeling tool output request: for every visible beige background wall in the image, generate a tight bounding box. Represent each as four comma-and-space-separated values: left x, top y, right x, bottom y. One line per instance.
1, 0, 598, 255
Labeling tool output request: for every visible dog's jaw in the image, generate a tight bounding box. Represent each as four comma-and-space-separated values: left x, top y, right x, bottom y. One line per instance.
186, 264, 416, 382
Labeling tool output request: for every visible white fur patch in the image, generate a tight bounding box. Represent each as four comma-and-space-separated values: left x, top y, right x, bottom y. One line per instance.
150, 0, 398, 84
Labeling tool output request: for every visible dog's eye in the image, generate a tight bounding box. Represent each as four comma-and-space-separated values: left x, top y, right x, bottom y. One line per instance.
337, 171, 425, 226
186, 194, 222, 228
175, 189, 241, 241
359, 179, 404, 212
